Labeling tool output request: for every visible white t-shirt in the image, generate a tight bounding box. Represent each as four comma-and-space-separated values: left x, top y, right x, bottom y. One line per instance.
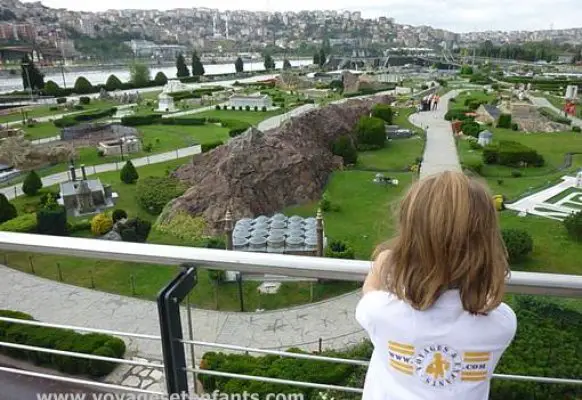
355, 289, 517, 400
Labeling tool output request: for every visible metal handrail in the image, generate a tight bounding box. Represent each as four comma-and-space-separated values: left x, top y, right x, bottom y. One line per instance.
0, 316, 580, 390
0, 232, 581, 296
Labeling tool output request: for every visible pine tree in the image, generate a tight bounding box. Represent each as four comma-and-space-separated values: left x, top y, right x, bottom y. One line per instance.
319, 48, 326, 67
22, 170, 43, 196
21, 54, 45, 91
191, 51, 205, 77
74, 76, 93, 94
120, 160, 139, 184
283, 59, 292, 70
0, 193, 17, 224
234, 57, 244, 73
154, 71, 168, 86
176, 53, 190, 78
263, 54, 275, 70
313, 52, 320, 66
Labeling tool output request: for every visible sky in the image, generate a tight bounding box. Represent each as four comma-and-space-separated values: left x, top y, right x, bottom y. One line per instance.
23, 0, 582, 33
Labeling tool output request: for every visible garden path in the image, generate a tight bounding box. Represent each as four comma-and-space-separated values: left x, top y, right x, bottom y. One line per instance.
527, 95, 582, 128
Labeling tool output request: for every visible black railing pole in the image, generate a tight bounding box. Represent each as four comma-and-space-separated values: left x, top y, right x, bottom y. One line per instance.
157, 264, 198, 398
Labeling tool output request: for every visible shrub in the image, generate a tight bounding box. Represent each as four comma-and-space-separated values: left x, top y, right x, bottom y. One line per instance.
120, 114, 162, 126
355, 116, 386, 150
261, 106, 267, 112
491, 83, 500, 91
228, 121, 251, 138
254, 106, 258, 111
36, 197, 66, 236
137, 177, 186, 215
119, 217, 151, 243
511, 123, 519, 131
73, 76, 93, 94
324, 240, 355, 259
154, 71, 168, 86
573, 126, 581, 133
44, 80, 60, 96
497, 113, 512, 129
460, 120, 482, 138
155, 212, 207, 242
0, 213, 36, 233
56, 97, 66, 104
201, 141, 223, 153
371, 104, 393, 124
332, 136, 358, 165
468, 140, 482, 150
39, 191, 60, 207
444, 108, 472, 122
91, 213, 113, 236
483, 141, 544, 167
68, 219, 91, 233
511, 169, 523, 178
0, 193, 17, 224
22, 170, 43, 196
0, 309, 125, 377
104, 74, 123, 91
73, 104, 84, 111
223, 105, 228, 110
501, 229, 533, 264
231, 106, 236, 110
79, 96, 90, 105
238, 106, 243, 111
245, 105, 250, 111
463, 160, 483, 174
120, 160, 139, 184
563, 210, 582, 241
112, 209, 128, 223
215, 105, 221, 110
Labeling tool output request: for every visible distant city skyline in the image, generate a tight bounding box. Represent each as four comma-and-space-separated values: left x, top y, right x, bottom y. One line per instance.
20, 0, 582, 33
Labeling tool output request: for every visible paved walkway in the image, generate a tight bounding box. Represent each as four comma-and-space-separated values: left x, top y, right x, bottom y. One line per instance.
0, 90, 457, 361
528, 94, 582, 128
0, 145, 201, 200
410, 90, 462, 179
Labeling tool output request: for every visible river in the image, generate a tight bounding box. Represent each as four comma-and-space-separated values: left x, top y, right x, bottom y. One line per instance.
1, 59, 313, 93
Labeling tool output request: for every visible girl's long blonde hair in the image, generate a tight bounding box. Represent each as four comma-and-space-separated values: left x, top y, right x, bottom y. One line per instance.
373, 171, 509, 314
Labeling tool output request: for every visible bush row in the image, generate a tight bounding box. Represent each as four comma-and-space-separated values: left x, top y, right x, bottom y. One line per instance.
483, 140, 545, 167
0, 310, 125, 377
201, 141, 224, 153
54, 107, 117, 128
539, 107, 572, 125
343, 84, 397, 98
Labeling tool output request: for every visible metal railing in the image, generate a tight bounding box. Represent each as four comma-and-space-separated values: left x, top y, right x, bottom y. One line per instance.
0, 232, 581, 398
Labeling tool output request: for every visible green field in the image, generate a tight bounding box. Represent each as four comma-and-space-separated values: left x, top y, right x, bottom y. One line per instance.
0, 100, 118, 124
357, 137, 423, 171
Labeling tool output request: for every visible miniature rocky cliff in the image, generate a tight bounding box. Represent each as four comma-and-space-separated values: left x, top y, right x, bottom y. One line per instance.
162, 96, 392, 231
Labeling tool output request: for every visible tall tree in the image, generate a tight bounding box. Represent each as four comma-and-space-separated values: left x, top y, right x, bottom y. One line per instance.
176, 53, 190, 78
313, 51, 320, 66
234, 57, 244, 73
20, 54, 44, 91
191, 51, 205, 77
263, 53, 275, 70
318, 48, 326, 67
282, 59, 292, 70
129, 62, 151, 87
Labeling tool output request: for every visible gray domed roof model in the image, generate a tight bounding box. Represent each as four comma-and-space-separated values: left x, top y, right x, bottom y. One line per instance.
289, 215, 304, 223
270, 220, 287, 229
251, 229, 269, 238
253, 216, 269, 224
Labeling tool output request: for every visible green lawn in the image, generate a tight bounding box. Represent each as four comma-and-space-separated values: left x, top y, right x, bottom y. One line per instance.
0, 100, 118, 124
21, 122, 60, 140
285, 171, 415, 259
393, 106, 423, 134
458, 128, 582, 199
357, 137, 423, 171
138, 124, 230, 149
194, 109, 284, 126
457, 127, 582, 275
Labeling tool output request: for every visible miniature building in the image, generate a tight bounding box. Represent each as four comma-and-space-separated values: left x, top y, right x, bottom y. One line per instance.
386, 125, 414, 139
98, 135, 142, 156
475, 104, 501, 125
0, 163, 19, 183
157, 92, 176, 112
228, 94, 272, 109
477, 130, 493, 147
577, 171, 582, 189
58, 163, 117, 217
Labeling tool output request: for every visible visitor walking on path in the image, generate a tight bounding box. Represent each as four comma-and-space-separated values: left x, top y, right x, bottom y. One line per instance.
356, 171, 517, 400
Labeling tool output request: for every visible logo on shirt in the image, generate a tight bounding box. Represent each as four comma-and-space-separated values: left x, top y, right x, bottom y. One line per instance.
387, 342, 491, 387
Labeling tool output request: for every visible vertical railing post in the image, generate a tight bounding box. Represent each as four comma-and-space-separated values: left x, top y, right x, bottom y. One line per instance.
157, 264, 198, 398
316, 208, 324, 257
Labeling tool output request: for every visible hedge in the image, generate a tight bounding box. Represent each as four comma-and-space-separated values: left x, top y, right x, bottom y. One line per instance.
355, 116, 386, 150
483, 140, 544, 167
501, 228, 533, 264
37, 206, 67, 236
136, 176, 186, 215
201, 141, 223, 153
161, 117, 206, 126
121, 114, 163, 126
0, 309, 125, 377
497, 114, 513, 129
444, 108, 473, 122
54, 107, 117, 128
0, 213, 36, 232
199, 297, 582, 400
539, 107, 572, 125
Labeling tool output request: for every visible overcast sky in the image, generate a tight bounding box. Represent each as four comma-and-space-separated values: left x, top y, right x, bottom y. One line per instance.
23, 0, 582, 33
